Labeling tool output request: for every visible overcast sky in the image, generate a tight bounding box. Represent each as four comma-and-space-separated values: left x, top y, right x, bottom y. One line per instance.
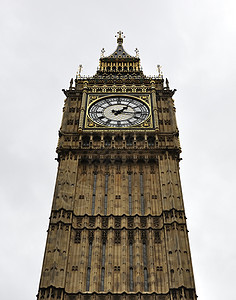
1, 1, 236, 299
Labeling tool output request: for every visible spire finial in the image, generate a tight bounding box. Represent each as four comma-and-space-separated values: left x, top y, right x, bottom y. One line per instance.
76, 64, 83, 79
101, 48, 105, 58
115, 31, 125, 44
135, 48, 139, 58
157, 64, 163, 79
165, 78, 169, 89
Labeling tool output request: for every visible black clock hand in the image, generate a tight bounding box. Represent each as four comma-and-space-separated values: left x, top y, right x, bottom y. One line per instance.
121, 106, 128, 112
111, 109, 121, 116
112, 106, 128, 116
113, 110, 121, 116
119, 111, 143, 115
121, 111, 148, 115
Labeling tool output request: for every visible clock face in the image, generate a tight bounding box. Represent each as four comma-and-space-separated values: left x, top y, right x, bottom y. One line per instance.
88, 96, 150, 127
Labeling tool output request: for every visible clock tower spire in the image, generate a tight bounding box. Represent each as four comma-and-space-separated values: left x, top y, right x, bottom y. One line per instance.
37, 32, 197, 300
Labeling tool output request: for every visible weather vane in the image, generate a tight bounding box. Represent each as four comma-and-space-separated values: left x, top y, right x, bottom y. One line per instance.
101, 48, 105, 58
157, 64, 163, 78
135, 48, 139, 58
76, 64, 83, 78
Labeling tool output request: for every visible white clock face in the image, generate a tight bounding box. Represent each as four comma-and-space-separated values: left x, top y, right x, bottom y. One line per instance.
88, 96, 150, 127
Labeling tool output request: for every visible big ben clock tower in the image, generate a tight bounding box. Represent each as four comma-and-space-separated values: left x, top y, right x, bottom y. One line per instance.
37, 32, 197, 300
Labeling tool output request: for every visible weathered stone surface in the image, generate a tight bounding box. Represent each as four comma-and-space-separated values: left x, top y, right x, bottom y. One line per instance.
37, 34, 197, 300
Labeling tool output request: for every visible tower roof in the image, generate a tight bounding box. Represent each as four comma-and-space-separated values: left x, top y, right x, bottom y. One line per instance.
96, 31, 142, 78
107, 31, 133, 59
100, 31, 139, 62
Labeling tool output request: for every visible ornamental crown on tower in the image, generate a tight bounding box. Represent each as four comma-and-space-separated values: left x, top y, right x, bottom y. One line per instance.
102, 30, 136, 59
75, 31, 164, 81
97, 31, 143, 76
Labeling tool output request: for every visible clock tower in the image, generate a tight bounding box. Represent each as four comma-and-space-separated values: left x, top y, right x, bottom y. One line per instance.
37, 32, 197, 300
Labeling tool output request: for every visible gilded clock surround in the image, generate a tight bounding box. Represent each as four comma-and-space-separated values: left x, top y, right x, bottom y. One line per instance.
37, 32, 197, 300
85, 94, 153, 129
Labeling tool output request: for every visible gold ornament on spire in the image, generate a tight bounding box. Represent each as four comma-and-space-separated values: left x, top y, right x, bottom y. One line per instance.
100, 48, 105, 58
135, 48, 139, 58
76, 64, 83, 79
157, 64, 163, 79
115, 31, 125, 44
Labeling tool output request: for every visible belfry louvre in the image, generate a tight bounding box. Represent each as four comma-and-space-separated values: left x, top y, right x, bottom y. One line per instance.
37, 32, 197, 300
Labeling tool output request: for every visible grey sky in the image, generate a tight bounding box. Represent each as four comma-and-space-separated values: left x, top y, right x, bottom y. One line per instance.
1, 0, 236, 299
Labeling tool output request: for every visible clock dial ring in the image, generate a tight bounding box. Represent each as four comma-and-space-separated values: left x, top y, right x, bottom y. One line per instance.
88, 96, 150, 128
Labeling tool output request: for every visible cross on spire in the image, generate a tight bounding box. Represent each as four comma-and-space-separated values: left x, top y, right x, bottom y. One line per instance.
115, 31, 125, 44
